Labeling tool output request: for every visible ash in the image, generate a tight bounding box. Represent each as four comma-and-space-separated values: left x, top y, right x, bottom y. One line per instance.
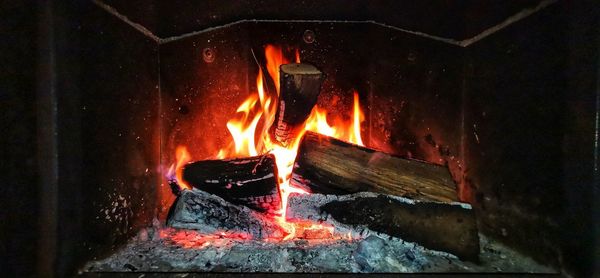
84, 228, 554, 273
84, 191, 556, 273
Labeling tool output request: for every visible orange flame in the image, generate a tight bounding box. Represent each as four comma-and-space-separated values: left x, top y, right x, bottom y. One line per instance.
303, 91, 364, 146
170, 45, 365, 240
265, 45, 288, 95
167, 146, 192, 190
295, 49, 301, 63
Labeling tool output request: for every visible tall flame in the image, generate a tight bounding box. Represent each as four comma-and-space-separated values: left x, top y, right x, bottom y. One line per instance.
170, 45, 365, 240
265, 45, 287, 95
350, 91, 365, 146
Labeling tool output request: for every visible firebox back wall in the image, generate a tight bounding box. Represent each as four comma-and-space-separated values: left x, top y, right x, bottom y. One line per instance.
28, 1, 597, 276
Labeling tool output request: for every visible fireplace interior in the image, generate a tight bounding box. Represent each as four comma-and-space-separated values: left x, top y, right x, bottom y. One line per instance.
2, 0, 598, 277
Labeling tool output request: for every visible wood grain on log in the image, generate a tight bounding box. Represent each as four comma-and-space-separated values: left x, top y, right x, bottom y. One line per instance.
292, 132, 458, 203
270, 63, 324, 147
182, 154, 280, 213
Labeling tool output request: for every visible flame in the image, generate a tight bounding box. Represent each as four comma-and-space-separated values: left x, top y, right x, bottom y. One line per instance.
295, 49, 301, 63
226, 95, 262, 157
350, 91, 365, 146
167, 146, 192, 190
265, 45, 287, 95
169, 45, 365, 240
302, 91, 364, 146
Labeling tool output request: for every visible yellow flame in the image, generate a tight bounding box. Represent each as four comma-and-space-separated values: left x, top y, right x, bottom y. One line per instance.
227, 111, 262, 157
350, 91, 365, 146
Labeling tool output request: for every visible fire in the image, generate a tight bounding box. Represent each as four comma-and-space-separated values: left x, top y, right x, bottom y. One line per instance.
265, 45, 286, 94
294, 49, 301, 63
169, 45, 365, 240
303, 91, 364, 146
167, 146, 192, 190
350, 92, 365, 146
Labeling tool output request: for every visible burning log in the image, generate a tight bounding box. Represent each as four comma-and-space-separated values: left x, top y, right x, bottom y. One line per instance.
270, 63, 324, 147
166, 189, 284, 239
182, 154, 280, 213
287, 192, 480, 261
292, 131, 459, 203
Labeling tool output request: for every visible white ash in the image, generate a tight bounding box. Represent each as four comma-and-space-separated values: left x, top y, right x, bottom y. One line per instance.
83, 227, 555, 273
85, 190, 556, 273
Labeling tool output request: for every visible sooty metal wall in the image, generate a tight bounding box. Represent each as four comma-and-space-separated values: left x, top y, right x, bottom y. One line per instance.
1, 0, 597, 277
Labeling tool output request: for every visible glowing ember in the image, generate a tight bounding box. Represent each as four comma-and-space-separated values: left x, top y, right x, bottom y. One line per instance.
169, 45, 365, 240
161, 228, 252, 249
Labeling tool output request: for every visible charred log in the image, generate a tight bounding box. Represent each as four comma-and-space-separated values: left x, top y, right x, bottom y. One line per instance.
292, 131, 458, 203
166, 189, 284, 239
182, 154, 280, 213
286, 192, 479, 261
168, 179, 182, 196
323, 195, 478, 261
269, 63, 324, 147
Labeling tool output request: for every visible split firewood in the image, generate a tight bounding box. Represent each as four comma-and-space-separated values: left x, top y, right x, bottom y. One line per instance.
291, 131, 458, 203
269, 63, 324, 147
182, 154, 280, 213
166, 189, 284, 239
286, 192, 480, 261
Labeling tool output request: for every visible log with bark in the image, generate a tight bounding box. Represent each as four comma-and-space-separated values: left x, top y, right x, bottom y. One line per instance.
291, 131, 458, 203
181, 154, 280, 213
287, 192, 480, 261
269, 63, 324, 147
166, 189, 284, 239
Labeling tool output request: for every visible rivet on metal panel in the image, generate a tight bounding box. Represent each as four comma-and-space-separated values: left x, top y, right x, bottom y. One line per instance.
303, 30, 315, 44
202, 47, 216, 63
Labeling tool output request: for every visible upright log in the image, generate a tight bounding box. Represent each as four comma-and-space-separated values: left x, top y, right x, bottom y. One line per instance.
292, 131, 458, 203
270, 63, 324, 147
182, 154, 280, 213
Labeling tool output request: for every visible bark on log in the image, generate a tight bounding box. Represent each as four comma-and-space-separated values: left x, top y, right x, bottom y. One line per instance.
166, 189, 284, 239
292, 131, 458, 203
286, 192, 479, 261
270, 63, 324, 147
182, 154, 280, 213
